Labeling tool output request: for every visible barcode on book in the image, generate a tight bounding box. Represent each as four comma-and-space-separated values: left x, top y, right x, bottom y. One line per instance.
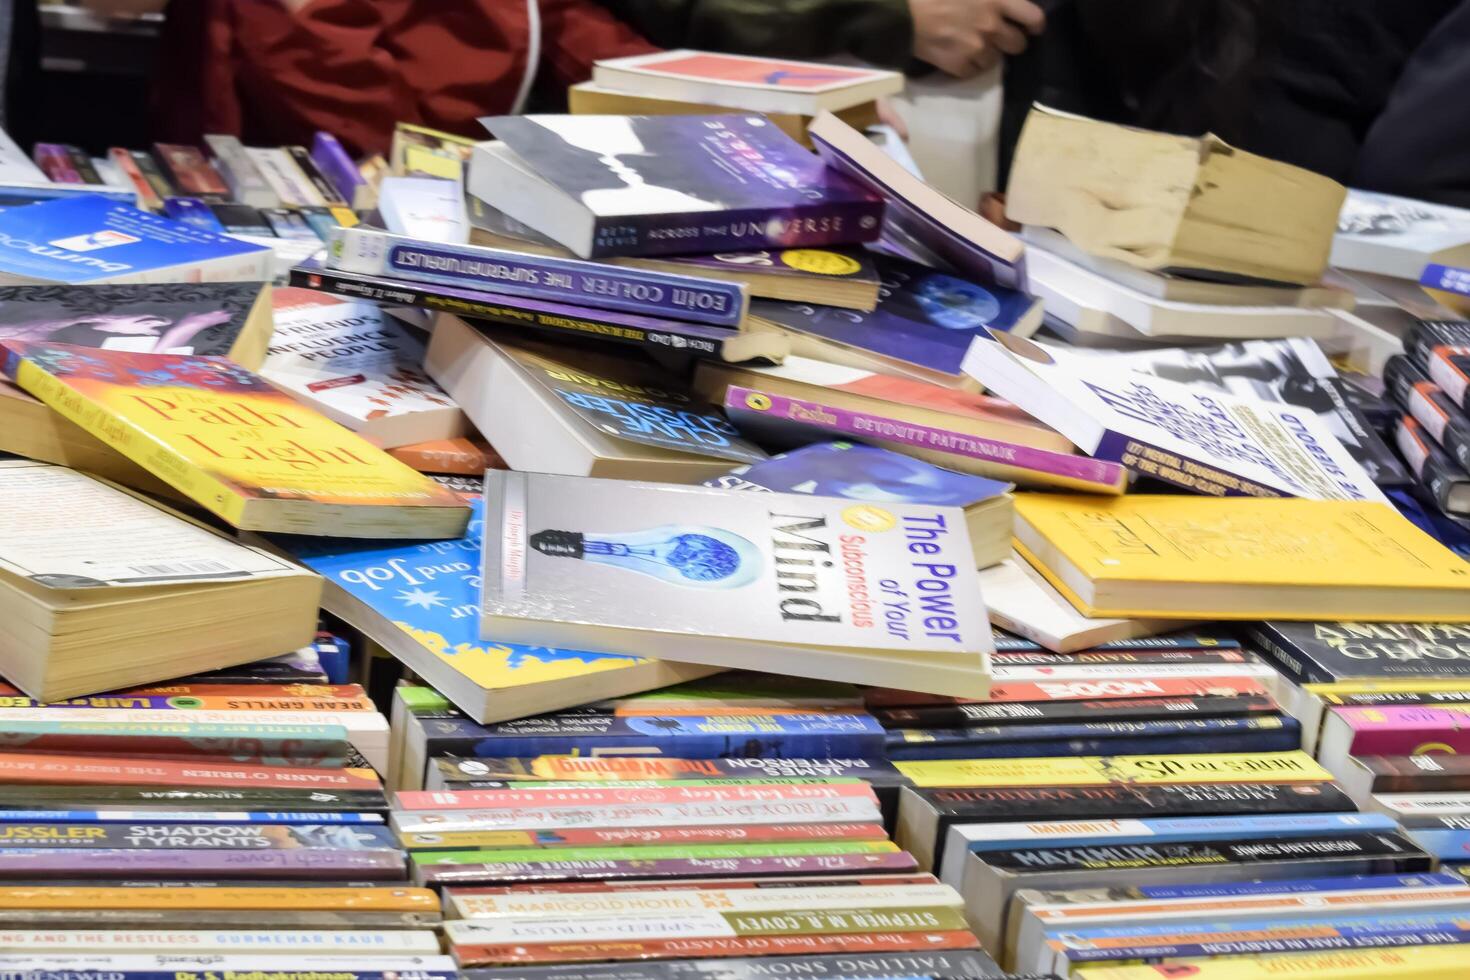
126, 559, 238, 578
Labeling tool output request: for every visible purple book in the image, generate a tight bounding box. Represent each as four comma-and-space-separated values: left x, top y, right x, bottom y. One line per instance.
418, 851, 919, 885
724, 386, 1125, 493
311, 131, 374, 210
472, 114, 885, 259
0, 846, 406, 879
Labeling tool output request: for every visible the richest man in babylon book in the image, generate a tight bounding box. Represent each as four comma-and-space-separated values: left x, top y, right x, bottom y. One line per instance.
480, 471, 994, 696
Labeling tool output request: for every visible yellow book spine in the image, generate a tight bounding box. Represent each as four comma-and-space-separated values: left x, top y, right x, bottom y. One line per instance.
895, 751, 1331, 788
0, 885, 437, 911
1307, 679, 1470, 694
1075, 945, 1470, 978
10, 359, 247, 526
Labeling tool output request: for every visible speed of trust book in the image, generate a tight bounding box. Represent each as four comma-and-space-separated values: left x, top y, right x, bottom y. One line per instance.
1071, 944, 1470, 978
481, 471, 995, 697
895, 751, 1332, 788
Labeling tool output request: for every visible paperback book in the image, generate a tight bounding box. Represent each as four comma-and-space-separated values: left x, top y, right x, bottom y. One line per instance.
470, 114, 885, 259
479, 470, 995, 696
1247, 621, 1470, 684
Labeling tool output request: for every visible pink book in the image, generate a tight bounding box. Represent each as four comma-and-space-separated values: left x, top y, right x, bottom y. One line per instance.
1322, 705, 1470, 762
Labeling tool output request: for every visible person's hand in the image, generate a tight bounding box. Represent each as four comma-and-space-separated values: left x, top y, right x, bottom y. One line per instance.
908, 0, 1046, 77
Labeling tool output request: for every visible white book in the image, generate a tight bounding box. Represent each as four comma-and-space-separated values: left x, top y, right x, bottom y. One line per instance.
1333, 188, 1470, 280
262, 289, 466, 448
0, 126, 46, 183
245, 146, 326, 208
378, 175, 469, 244
0, 956, 456, 970
0, 930, 441, 954
450, 883, 961, 920
1026, 242, 1339, 340
391, 796, 883, 833
979, 557, 1194, 653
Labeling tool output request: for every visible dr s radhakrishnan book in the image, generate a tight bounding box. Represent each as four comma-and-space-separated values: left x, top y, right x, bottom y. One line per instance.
480, 471, 994, 696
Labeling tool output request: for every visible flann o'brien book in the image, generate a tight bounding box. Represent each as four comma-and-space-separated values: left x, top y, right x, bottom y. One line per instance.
470, 114, 885, 259
480, 470, 994, 696
0, 342, 470, 538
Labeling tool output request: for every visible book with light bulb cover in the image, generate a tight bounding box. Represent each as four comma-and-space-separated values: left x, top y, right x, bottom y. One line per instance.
261, 287, 467, 449
1, 341, 470, 538
1011, 494, 1470, 621
279, 494, 714, 725
424, 317, 766, 482
963, 331, 1387, 501
703, 442, 1013, 569
469, 114, 885, 259
746, 253, 1042, 391
326, 226, 750, 328
480, 470, 995, 697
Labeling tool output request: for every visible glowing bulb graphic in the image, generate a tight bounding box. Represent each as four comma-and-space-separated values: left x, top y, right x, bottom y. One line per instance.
530, 525, 762, 589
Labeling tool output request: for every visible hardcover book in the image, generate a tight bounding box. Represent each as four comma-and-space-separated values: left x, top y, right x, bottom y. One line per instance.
479, 470, 995, 696
1, 342, 470, 538
0, 195, 271, 285
591, 51, 903, 117
470, 114, 884, 259
750, 253, 1041, 390
1013, 494, 1470, 621
326, 225, 749, 328
704, 441, 1013, 568
808, 112, 1026, 290
281, 495, 713, 724
290, 257, 788, 365
261, 287, 466, 449
964, 331, 1387, 501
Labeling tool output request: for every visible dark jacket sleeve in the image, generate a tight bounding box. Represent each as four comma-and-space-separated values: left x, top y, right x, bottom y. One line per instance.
602, 0, 914, 69
1352, 1, 1470, 208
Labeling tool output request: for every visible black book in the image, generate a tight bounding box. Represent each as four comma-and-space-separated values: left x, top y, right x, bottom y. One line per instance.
872, 694, 1279, 729
1397, 414, 1470, 515
462, 951, 1009, 980
1407, 318, 1470, 368
1247, 621, 1470, 683
1385, 353, 1470, 471
895, 780, 1357, 872
60, 146, 102, 185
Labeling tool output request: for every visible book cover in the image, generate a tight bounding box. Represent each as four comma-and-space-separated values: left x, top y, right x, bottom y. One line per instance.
965, 331, 1387, 501
705, 442, 1010, 508
1247, 622, 1470, 684
1, 342, 469, 537
752, 254, 1038, 382
722, 387, 1125, 493
1109, 338, 1409, 487
378, 177, 469, 244
0, 281, 272, 368
480, 471, 995, 696
312, 131, 375, 210
289, 257, 785, 365
592, 51, 902, 110
0, 195, 271, 285
1333, 189, 1470, 278
474, 114, 885, 258
1013, 495, 1470, 621
327, 226, 750, 328
261, 287, 465, 447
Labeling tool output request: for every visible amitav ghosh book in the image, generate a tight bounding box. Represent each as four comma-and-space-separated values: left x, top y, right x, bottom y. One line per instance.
480, 470, 994, 696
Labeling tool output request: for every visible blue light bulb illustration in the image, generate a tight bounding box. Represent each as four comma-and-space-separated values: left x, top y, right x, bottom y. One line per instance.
530, 525, 763, 589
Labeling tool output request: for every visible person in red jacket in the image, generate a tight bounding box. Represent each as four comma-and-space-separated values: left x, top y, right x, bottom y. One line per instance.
152, 0, 656, 156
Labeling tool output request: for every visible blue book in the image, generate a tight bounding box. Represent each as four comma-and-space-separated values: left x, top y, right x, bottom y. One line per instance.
1135, 872, 1464, 900
953, 812, 1394, 857
886, 716, 1301, 761
750, 253, 1041, 387
1051, 910, 1470, 944
1405, 828, 1470, 862
471, 114, 885, 259
0, 194, 271, 284
279, 497, 705, 724
417, 710, 887, 760
1057, 924, 1470, 967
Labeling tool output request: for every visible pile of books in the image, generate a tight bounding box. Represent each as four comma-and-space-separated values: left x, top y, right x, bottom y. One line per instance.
5, 43, 1470, 980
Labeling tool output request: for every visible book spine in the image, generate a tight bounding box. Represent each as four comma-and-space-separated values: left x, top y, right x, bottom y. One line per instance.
872, 694, 1278, 728
416, 840, 895, 865
986, 633, 1241, 654
419, 851, 919, 886
127, 149, 178, 200
423, 730, 886, 760
401, 822, 887, 850
204, 134, 279, 209
447, 907, 968, 945
1388, 356, 1470, 472
0, 783, 386, 811
0, 810, 386, 823
922, 780, 1357, 820
286, 145, 349, 207
151, 144, 231, 201
884, 721, 1298, 760
326, 227, 749, 328
0, 931, 442, 953
1409, 319, 1470, 366
1395, 415, 1470, 514
450, 884, 961, 919
0, 846, 405, 879
32, 144, 82, 183
396, 800, 883, 834
1057, 925, 1470, 967
1428, 348, 1470, 409
1402, 827, 1470, 860
1090, 428, 1286, 498
106, 147, 162, 211
289, 262, 746, 362
990, 649, 1253, 666
397, 782, 877, 811
1127, 871, 1464, 900
1242, 624, 1332, 684
0, 725, 351, 767
723, 387, 1126, 492
451, 929, 977, 966
465, 949, 1004, 980
311, 132, 374, 210
247, 146, 326, 207
60, 146, 103, 185
1336, 712, 1470, 755
588, 201, 886, 260
0, 693, 374, 711
0, 821, 398, 849
1, 353, 251, 527
0, 752, 381, 791
979, 832, 1425, 874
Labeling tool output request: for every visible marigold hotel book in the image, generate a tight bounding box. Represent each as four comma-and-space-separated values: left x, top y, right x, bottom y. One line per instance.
480, 470, 995, 696
0, 342, 470, 538
1012, 494, 1470, 622
0, 460, 321, 700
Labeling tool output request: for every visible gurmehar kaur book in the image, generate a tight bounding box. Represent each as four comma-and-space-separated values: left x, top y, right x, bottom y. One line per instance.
479, 470, 995, 697
0, 341, 469, 538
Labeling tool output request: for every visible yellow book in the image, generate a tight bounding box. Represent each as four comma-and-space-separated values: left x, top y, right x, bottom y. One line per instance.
1308, 679, 1470, 694
1, 341, 469, 538
895, 751, 1331, 788
1075, 945, 1470, 978
1013, 494, 1470, 621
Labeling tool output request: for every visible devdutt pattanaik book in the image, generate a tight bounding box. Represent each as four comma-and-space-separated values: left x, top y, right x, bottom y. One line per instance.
480, 470, 994, 696
0, 341, 469, 537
